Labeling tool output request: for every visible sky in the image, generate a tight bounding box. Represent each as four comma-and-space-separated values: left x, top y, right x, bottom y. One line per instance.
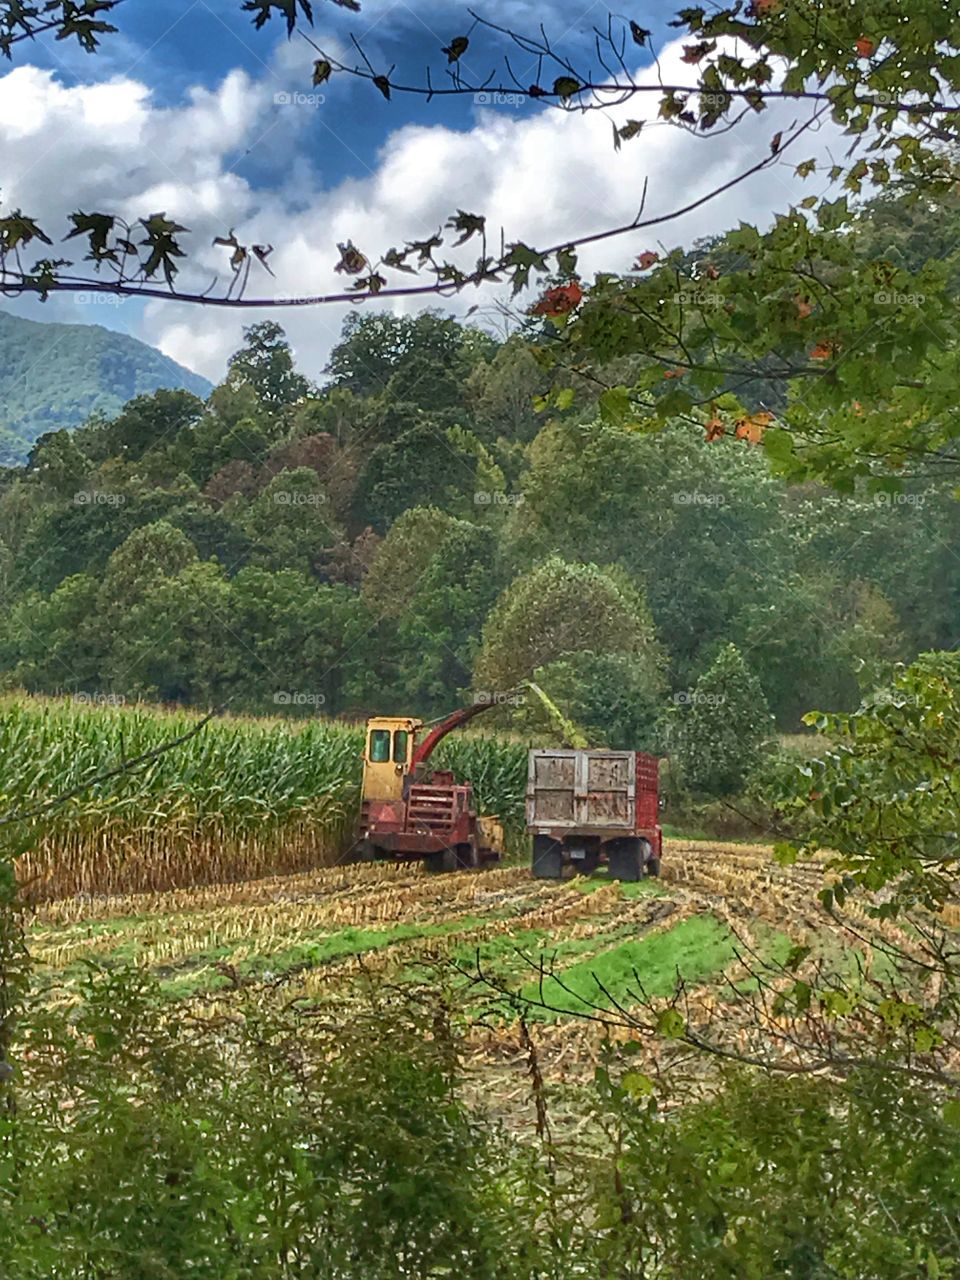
0, 0, 844, 386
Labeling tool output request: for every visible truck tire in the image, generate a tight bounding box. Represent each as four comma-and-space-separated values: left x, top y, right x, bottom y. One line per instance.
453, 842, 479, 870
532, 836, 564, 879
607, 837, 642, 882
646, 857, 661, 878
581, 849, 600, 876
425, 848, 458, 874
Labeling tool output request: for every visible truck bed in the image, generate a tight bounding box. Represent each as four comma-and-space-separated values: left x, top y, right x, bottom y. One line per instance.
526, 749, 659, 836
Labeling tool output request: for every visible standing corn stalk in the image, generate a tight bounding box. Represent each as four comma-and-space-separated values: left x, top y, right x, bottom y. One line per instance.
0, 709, 219, 1113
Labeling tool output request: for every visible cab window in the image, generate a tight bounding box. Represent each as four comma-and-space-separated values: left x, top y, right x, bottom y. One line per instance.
369, 729, 391, 763
393, 730, 410, 764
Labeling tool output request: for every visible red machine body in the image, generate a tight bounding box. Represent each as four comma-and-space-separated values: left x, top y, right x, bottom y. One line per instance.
356, 706, 507, 872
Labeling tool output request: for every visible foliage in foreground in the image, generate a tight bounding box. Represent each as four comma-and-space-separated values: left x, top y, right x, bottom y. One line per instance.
780, 651, 960, 913
0, 966, 958, 1279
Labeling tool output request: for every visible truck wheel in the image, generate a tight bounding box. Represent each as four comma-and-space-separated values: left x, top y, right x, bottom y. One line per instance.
581, 850, 600, 876
532, 836, 564, 879
425, 848, 458, 874
607, 838, 642, 882
646, 857, 661, 878
453, 842, 479, 870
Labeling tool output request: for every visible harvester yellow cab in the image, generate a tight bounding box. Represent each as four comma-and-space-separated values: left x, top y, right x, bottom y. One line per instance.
355, 701, 508, 872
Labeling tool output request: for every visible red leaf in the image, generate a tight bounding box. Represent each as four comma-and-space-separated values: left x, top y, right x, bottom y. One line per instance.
735, 411, 774, 444
634, 250, 659, 270
663, 369, 684, 379
855, 37, 875, 57
810, 342, 836, 361
531, 280, 583, 316
704, 415, 725, 442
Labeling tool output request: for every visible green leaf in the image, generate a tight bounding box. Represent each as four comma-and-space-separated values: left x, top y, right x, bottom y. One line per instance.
621, 1071, 654, 1097
655, 1008, 685, 1039
599, 385, 632, 425
784, 944, 811, 972
553, 77, 581, 102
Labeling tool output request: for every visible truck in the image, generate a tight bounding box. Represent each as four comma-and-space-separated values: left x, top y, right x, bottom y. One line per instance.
354, 704, 505, 873
526, 749, 662, 880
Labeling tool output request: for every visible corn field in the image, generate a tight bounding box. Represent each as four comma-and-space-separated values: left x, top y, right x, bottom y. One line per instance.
0, 694, 529, 900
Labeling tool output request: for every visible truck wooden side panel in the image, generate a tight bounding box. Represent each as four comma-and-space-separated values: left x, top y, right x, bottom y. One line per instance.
527, 750, 638, 832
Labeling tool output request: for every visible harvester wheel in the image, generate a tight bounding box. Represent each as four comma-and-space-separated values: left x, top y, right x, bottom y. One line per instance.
607, 838, 642, 882
453, 842, 479, 870
425, 848, 458, 874
532, 836, 564, 879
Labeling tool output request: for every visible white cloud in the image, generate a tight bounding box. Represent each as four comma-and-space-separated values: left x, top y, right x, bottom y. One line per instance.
0, 42, 842, 388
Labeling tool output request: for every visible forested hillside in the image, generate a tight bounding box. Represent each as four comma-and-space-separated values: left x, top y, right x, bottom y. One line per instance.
0, 188, 956, 769
0, 310, 212, 464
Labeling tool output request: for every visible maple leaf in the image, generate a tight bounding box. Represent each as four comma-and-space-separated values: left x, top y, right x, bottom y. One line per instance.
64, 211, 116, 261
372, 75, 391, 100
445, 210, 485, 246
735, 411, 774, 443
704, 415, 725, 442
705, 264, 720, 280
634, 250, 659, 270
351, 272, 387, 293
139, 212, 188, 284
531, 280, 584, 316
663, 369, 684, 379
553, 76, 581, 101
794, 295, 812, 318
855, 37, 875, 57
630, 21, 650, 45
408, 231, 443, 264
751, 0, 781, 13
243, 0, 313, 35
681, 41, 714, 64
313, 59, 332, 86
335, 241, 368, 274
810, 342, 836, 361
382, 247, 416, 274
442, 36, 468, 62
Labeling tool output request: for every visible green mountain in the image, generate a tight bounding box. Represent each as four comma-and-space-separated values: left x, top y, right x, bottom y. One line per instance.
0, 309, 213, 465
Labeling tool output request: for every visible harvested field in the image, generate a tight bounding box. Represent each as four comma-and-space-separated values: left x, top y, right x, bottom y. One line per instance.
30, 839, 940, 1111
